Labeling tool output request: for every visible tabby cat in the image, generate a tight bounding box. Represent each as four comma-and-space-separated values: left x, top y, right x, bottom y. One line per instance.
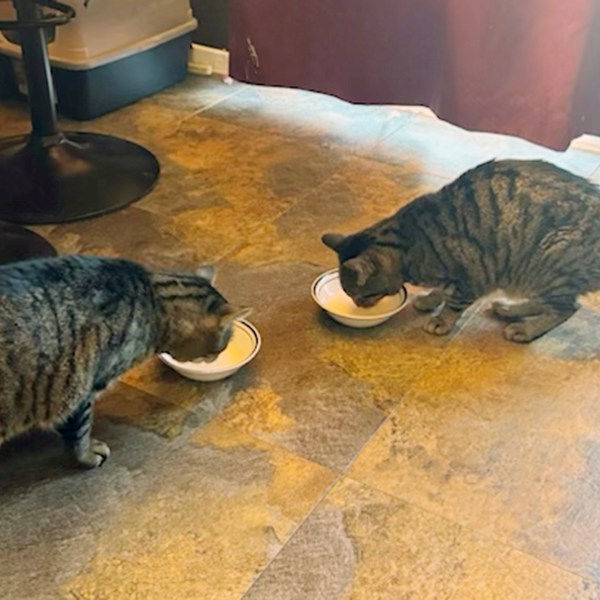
322, 159, 600, 342
0, 255, 250, 468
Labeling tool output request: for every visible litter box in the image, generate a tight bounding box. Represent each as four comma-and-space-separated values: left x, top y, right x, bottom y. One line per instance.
0, 0, 197, 119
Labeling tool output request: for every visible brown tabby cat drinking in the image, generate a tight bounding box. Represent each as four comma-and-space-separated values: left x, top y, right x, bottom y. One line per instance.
323, 159, 600, 342
0, 256, 250, 468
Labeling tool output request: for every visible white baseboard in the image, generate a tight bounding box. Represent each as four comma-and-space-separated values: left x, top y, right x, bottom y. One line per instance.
571, 133, 600, 153
188, 43, 229, 77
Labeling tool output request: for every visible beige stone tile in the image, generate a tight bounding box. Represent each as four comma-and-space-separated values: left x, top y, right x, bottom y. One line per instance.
315, 297, 531, 413
370, 113, 600, 179
158, 114, 344, 196
347, 344, 600, 578
41, 205, 209, 269
227, 155, 449, 268
140, 117, 346, 261
142, 73, 245, 114
204, 83, 415, 152
119, 356, 246, 424
60, 421, 335, 600
245, 478, 599, 600
201, 261, 388, 472
96, 382, 204, 440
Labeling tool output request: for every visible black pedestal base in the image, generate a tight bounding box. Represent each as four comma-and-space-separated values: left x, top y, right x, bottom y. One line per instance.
0, 131, 160, 224
0, 221, 57, 265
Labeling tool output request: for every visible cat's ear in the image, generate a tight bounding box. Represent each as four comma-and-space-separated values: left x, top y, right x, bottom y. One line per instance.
196, 264, 216, 284
321, 233, 345, 252
344, 255, 376, 287
219, 305, 253, 325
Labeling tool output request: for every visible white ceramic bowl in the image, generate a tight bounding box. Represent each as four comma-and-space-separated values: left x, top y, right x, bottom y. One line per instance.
159, 319, 261, 382
311, 269, 408, 328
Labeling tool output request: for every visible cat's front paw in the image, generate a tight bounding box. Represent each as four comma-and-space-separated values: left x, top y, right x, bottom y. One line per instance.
492, 301, 518, 321
424, 314, 455, 336
74, 439, 111, 469
492, 300, 543, 321
503, 322, 535, 343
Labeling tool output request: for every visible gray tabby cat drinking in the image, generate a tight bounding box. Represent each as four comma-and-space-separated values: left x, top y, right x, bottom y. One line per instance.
0, 256, 250, 468
322, 159, 600, 342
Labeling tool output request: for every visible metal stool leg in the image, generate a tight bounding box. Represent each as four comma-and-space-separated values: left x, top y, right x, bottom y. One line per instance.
0, 221, 56, 264
0, 0, 160, 225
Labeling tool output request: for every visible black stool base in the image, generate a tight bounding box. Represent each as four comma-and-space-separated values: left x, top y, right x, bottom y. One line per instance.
0, 131, 160, 224
0, 221, 57, 265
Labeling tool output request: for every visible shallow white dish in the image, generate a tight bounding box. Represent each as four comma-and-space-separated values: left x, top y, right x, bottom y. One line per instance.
159, 319, 261, 382
311, 269, 408, 328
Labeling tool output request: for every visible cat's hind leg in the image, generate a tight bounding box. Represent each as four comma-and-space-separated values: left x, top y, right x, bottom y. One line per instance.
56, 396, 110, 468
413, 288, 446, 312
492, 299, 545, 321
503, 297, 578, 343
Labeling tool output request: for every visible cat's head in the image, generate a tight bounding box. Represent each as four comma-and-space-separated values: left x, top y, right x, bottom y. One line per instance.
153, 265, 251, 363
322, 232, 403, 307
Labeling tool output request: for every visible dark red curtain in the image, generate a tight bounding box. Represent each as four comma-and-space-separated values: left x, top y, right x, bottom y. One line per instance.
229, 0, 600, 150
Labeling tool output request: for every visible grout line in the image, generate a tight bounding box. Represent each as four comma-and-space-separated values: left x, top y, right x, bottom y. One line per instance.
239, 381, 399, 597
174, 89, 456, 180
214, 156, 350, 265
167, 84, 247, 138
239, 472, 342, 599
369, 110, 418, 146
343, 473, 600, 589
447, 301, 487, 344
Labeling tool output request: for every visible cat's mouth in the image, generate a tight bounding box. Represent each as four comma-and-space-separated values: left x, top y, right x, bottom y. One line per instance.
194, 352, 220, 364
354, 294, 385, 308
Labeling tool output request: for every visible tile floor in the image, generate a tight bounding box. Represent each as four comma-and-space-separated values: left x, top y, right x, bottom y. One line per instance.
1, 75, 600, 599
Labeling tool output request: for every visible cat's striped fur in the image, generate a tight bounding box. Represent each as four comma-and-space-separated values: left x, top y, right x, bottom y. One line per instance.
0, 255, 249, 467
323, 159, 600, 342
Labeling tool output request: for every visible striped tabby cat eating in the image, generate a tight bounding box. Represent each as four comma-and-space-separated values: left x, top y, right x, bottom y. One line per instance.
0, 256, 250, 468
323, 159, 600, 343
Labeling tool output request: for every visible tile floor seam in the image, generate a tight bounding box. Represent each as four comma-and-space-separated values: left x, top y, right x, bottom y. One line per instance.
162, 84, 247, 140
238, 472, 342, 600
357, 110, 418, 146
177, 139, 338, 265
117, 344, 391, 478
104, 385, 313, 461
101, 382, 344, 488
213, 163, 349, 265
127, 204, 265, 265
342, 473, 600, 588
105, 380, 209, 416
577, 156, 600, 178
93, 410, 344, 588
196, 106, 470, 182
201, 130, 454, 270
236, 370, 398, 597
347, 128, 600, 181
161, 99, 464, 192
184, 419, 339, 479
198, 88, 418, 148
197, 98, 600, 183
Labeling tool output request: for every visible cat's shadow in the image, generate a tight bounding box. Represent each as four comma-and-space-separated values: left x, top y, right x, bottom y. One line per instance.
0, 432, 76, 492
0, 420, 120, 493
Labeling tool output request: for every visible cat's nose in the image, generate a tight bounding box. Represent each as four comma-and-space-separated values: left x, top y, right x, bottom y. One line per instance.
356, 296, 381, 308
